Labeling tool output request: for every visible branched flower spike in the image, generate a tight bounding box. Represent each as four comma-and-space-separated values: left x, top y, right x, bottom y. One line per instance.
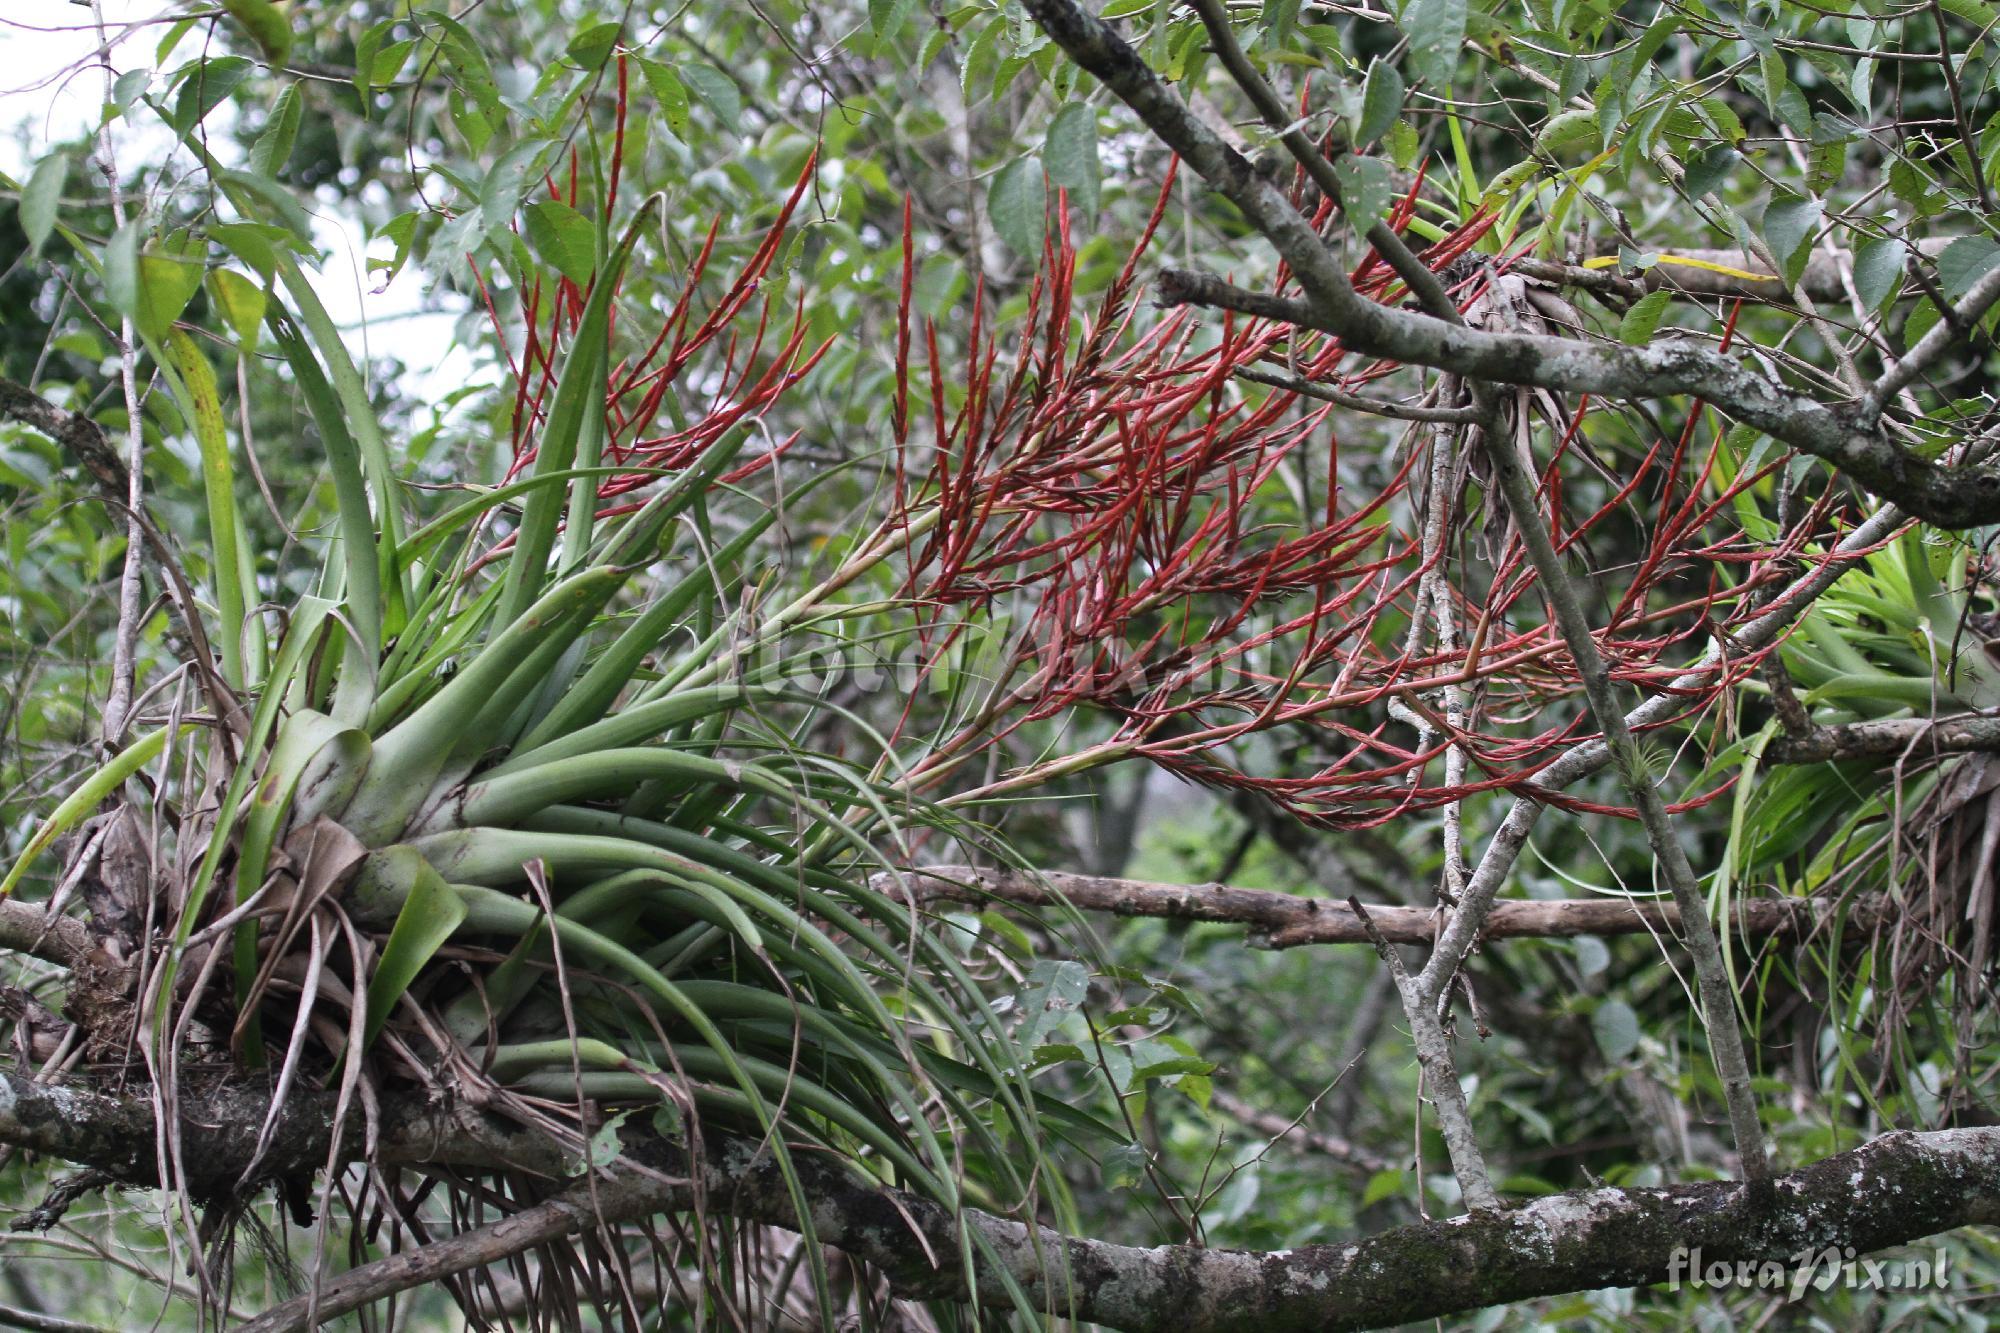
884, 171, 1823, 828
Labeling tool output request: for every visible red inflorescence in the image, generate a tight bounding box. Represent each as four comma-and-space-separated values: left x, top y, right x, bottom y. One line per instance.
479, 55, 827, 514
482, 90, 1850, 828
884, 161, 1841, 828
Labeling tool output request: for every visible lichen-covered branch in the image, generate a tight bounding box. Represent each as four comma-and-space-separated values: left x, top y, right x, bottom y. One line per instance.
5, 1069, 1998, 1333
1764, 713, 2000, 764
1347, 895, 1502, 1210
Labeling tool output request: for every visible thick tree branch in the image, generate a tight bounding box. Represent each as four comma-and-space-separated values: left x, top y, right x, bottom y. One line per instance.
0, 904, 92, 972
6, 1069, 1999, 1333
882, 866, 1888, 948
0, 1070, 553, 1197
1162, 264, 2000, 526
1763, 713, 2000, 763
1023, 0, 2000, 527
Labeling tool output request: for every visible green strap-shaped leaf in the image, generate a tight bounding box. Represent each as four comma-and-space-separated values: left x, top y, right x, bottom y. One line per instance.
439, 878, 838, 1313
459, 747, 780, 827
399, 466, 671, 565
0, 725, 193, 899
175, 135, 410, 628
514, 482, 811, 752
497, 202, 658, 628
163, 329, 247, 688
489, 684, 797, 776
345, 567, 629, 842
362, 856, 467, 1050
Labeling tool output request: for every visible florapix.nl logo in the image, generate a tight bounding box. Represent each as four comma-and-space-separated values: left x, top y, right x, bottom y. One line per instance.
1667, 1246, 1951, 1301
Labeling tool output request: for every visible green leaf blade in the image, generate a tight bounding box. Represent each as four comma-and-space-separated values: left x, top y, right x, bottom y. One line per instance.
1618, 289, 1672, 345
21, 153, 67, 256
1044, 102, 1101, 219
989, 157, 1047, 255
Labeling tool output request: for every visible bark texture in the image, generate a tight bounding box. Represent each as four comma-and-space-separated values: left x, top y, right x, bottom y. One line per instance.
1764, 714, 2000, 764
0, 378, 131, 503
3, 1069, 1997, 1332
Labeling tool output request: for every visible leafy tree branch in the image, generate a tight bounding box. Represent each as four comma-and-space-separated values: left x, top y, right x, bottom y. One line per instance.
1021, 0, 2000, 528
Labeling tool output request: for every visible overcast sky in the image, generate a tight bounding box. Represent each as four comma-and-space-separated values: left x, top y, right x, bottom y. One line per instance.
1, 2, 488, 413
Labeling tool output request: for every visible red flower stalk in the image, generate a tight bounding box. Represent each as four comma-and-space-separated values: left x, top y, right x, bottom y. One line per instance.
478, 152, 829, 536
887, 166, 1831, 826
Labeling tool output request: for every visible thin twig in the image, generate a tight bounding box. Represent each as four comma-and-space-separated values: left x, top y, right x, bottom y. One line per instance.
89, 0, 145, 747
0, 1303, 112, 1333
882, 866, 1888, 947
1233, 366, 1482, 423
